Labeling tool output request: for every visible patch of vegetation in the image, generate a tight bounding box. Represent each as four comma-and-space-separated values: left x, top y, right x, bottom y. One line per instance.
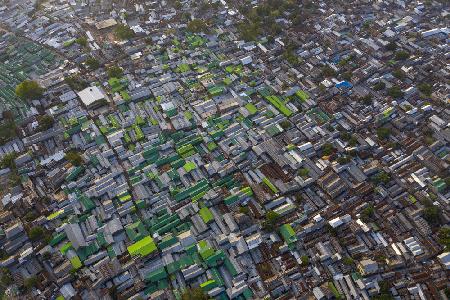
360, 204, 375, 222
283, 43, 301, 66
37, 115, 54, 131
85, 56, 100, 70
337, 156, 351, 164
114, 24, 135, 40
0, 268, 13, 287
422, 201, 442, 227
298, 168, 310, 178
387, 86, 404, 98
321, 66, 336, 78
392, 69, 405, 81
373, 81, 386, 91
15, 80, 44, 101
28, 226, 46, 242
437, 227, 450, 251
181, 287, 208, 300
417, 83, 432, 96
342, 256, 354, 266
376, 127, 391, 140
237, 21, 261, 41
0, 121, 18, 145
385, 42, 397, 51
279, 120, 291, 130
262, 210, 280, 231
107, 66, 124, 78
187, 19, 208, 33
239, 206, 250, 215
0, 153, 21, 187
65, 150, 83, 166
395, 50, 410, 61
64, 75, 89, 91
299, 255, 309, 265
321, 142, 335, 156
23, 276, 38, 291
75, 37, 88, 47
374, 171, 391, 185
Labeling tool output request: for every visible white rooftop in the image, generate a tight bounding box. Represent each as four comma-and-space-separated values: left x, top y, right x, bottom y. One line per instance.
77, 86, 106, 106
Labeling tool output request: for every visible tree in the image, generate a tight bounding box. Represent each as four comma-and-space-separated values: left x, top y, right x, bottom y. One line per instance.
301, 255, 309, 266
387, 86, 404, 98
337, 156, 351, 164
239, 206, 250, 215
85, 56, 100, 70
282, 43, 301, 66
23, 276, 38, 290
28, 226, 45, 242
437, 227, 450, 251
392, 69, 405, 80
361, 205, 375, 222
279, 120, 291, 130
24, 211, 36, 222
187, 19, 208, 33
64, 75, 88, 91
342, 256, 354, 266
321, 66, 336, 77
341, 71, 352, 81
373, 81, 386, 91
15, 80, 44, 101
0, 268, 13, 286
374, 171, 390, 185
385, 42, 397, 51
0, 121, 18, 145
417, 83, 432, 96
75, 37, 88, 47
42, 252, 51, 260
237, 21, 260, 41
114, 24, 135, 40
376, 127, 391, 140
65, 150, 83, 166
322, 142, 335, 156
262, 210, 280, 231
423, 205, 442, 226
181, 287, 208, 300
107, 66, 123, 78
0, 153, 16, 170
298, 168, 310, 178
37, 114, 54, 131
395, 50, 410, 61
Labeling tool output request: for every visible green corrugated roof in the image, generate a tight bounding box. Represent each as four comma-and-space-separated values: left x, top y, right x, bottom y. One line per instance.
127, 236, 157, 257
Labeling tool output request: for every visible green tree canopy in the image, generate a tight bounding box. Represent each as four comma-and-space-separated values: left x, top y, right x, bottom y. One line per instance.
376, 127, 391, 140
75, 37, 88, 47
322, 142, 335, 156
373, 81, 386, 91
298, 168, 310, 178
262, 210, 280, 231
187, 19, 208, 33
395, 50, 410, 60
181, 287, 208, 300
28, 226, 45, 242
15, 80, 44, 101
114, 24, 135, 40
0, 121, 17, 146
85, 56, 100, 70
387, 86, 404, 99
64, 75, 89, 91
37, 115, 54, 131
417, 83, 432, 96
65, 150, 83, 166
107, 66, 124, 78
